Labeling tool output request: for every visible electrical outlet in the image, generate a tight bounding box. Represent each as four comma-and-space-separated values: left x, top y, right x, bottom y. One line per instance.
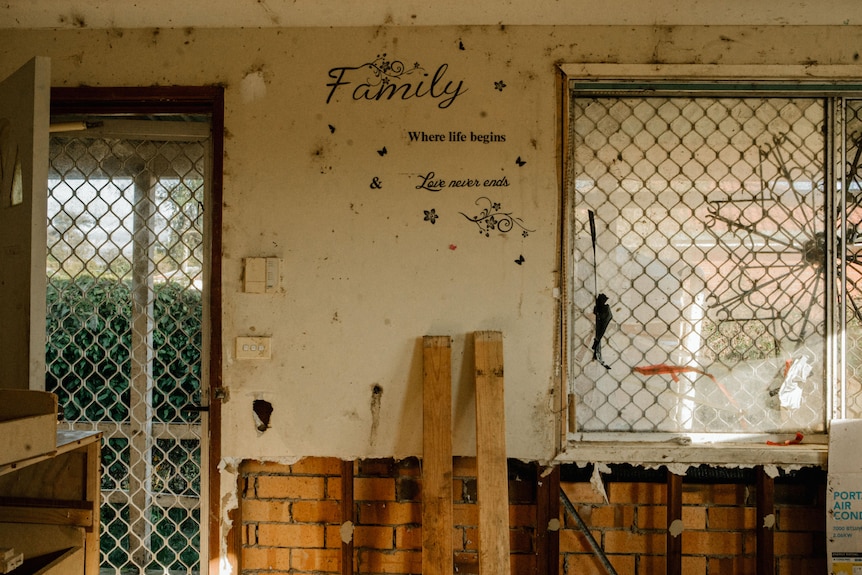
236, 336, 272, 359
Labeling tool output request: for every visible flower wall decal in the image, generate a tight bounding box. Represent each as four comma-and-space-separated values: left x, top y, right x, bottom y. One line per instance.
364, 54, 425, 86
424, 209, 438, 224
460, 196, 534, 237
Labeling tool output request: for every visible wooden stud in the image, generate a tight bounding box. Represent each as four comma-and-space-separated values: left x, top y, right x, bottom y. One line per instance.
474, 331, 511, 575
666, 470, 683, 575
535, 465, 560, 575
756, 466, 775, 575
422, 335, 454, 575
341, 460, 355, 575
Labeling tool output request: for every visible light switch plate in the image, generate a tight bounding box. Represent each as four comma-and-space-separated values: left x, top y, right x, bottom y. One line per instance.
236, 336, 272, 359
243, 257, 280, 293
264, 257, 280, 293
243, 258, 266, 293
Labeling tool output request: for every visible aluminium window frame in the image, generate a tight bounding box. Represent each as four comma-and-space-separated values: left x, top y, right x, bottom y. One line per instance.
555, 64, 862, 468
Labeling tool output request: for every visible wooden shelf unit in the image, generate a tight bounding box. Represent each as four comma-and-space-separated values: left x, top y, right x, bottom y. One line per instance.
0, 430, 102, 575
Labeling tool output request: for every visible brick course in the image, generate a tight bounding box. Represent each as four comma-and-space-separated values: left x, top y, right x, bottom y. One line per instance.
239, 459, 827, 575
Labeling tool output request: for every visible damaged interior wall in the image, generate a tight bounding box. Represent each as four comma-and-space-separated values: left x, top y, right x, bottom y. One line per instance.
1, 19, 860, 568
2, 22, 860, 463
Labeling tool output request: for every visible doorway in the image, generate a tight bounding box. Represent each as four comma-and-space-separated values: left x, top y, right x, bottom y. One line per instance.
46, 88, 223, 575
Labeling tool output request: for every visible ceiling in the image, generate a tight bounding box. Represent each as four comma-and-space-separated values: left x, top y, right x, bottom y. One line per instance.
2, 0, 861, 29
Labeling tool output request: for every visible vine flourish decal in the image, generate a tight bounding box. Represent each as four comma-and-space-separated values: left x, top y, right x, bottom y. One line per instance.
460, 197, 534, 237
366, 55, 424, 85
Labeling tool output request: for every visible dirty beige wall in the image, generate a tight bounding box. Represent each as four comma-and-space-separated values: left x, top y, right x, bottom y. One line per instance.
1, 26, 860, 462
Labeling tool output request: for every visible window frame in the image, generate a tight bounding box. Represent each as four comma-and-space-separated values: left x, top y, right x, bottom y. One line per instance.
556, 64, 862, 467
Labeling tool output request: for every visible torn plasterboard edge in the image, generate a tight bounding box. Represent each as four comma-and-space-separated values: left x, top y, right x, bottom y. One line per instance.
590, 463, 610, 503
565, 458, 806, 479
562, 459, 810, 503
664, 463, 690, 476
219, 459, 239, 575
638, 461, 801, 479
220, 491, 238, 575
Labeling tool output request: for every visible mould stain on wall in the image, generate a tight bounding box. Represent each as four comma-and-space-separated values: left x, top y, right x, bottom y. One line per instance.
369, 383, 383, 446
255, 0, 282, 26
310, 139, 334, 174
58, 12, 87, 28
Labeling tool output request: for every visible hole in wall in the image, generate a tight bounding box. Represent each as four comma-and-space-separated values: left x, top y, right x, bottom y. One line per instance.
253, 399, 273, 432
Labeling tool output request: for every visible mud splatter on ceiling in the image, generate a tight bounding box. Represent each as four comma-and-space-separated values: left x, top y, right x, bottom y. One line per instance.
1, 0, 859, 29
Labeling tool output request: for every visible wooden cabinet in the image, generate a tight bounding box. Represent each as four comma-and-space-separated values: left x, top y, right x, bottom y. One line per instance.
0, 430, 102, 575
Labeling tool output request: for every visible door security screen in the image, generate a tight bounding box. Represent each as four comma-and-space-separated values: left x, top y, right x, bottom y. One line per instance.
46, 118, 210, 573
566, 82, 862, 437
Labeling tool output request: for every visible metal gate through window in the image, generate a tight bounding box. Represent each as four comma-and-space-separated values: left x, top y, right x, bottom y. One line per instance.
566, 85, 862, 436
46, 118, 210, 574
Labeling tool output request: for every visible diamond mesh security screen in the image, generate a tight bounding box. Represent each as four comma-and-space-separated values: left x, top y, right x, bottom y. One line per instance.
566, 91, 859, 434
46, 122, 208, 574
842, 100, 862, 419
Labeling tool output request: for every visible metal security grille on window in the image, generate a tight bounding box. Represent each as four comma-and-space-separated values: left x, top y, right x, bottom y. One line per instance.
569, 93, 862, 434
46, 126, 207, 574
843, 102, 862, 420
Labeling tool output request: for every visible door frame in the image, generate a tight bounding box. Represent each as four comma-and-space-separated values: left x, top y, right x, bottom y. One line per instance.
50, 85, 225, 574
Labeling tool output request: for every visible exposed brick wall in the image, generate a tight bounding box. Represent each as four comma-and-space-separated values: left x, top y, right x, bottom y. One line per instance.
559, 468, 827, 575
240, 458, 343, 573
238, 458, 826, 575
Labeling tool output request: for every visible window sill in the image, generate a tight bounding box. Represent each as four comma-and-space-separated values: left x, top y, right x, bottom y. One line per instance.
558, 433, 828, 469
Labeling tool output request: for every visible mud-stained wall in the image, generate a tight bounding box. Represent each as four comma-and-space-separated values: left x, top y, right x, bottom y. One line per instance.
1, 25, 861, 464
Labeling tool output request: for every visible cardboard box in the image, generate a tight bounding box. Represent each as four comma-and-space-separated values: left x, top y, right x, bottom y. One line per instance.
0, 389, 57, 467
828, 419, 862, 574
